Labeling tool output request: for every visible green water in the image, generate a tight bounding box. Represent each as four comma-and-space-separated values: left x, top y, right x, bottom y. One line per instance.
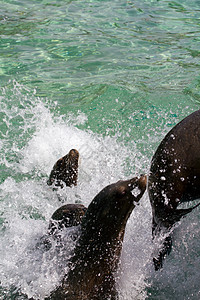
0, 0, 200, 299
1, 0, 200, 105
1, 0, 200, 162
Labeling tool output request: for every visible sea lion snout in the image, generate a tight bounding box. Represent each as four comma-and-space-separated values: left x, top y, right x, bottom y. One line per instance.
114, 175, 146, 205
115, 176, 145, 196
138, 174, 147, 191
128, 175, 147, 200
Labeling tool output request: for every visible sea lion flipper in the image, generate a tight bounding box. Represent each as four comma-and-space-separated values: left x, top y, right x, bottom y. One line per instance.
172, 202, 200, 223
153, 235, 172, 271
190, 201, 200, 210
153, 202, 200, 271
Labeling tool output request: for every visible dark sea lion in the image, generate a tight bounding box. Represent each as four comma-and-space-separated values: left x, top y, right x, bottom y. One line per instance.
48, 204, 87, 236
47, 149, 79, 188
47, 175, 147, 300
37, 204, 87, 251
148, 109, 200, 270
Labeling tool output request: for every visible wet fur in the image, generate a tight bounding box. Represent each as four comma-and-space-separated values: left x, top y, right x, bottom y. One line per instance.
47, 149, 79, 188
148, 110, 200, 270
47, 176, 147, 299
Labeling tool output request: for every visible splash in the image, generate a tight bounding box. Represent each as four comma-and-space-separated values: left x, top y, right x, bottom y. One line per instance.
0, 82, 199, 299
0, 82, 149, 299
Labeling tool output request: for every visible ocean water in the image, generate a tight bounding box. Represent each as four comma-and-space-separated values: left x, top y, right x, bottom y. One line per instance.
0, 0, 200, 299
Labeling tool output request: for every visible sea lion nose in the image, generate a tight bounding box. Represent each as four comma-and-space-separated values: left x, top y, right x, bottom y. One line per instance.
138, 174, 147, 190
128, 175, 147, 193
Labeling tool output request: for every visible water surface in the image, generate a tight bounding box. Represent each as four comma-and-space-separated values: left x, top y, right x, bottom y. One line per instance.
0, 0, 200, 299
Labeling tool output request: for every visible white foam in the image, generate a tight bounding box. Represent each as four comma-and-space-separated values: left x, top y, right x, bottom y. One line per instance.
0, 83, 199, 299
0, 85, 141, 299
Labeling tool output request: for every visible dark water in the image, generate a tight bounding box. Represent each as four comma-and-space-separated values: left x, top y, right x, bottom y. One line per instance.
0, 0, 200, 299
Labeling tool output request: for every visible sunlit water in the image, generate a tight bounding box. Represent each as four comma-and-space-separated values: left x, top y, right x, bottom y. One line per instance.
0, 0, 200, 299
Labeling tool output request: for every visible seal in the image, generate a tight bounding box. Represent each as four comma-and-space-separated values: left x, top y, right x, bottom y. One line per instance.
37, 204, 87, 252
47, 149, 79, 188
148, 109, 200, 270
38, 204, 87, 251
48, 204, 87, 236
47, 175, 147, 300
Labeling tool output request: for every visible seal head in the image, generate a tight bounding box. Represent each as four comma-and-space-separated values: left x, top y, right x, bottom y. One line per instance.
48, 204, 87, 236
47, 149, 79, 188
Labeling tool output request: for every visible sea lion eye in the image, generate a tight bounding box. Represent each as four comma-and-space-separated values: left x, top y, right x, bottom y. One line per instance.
116, 187, 126, 196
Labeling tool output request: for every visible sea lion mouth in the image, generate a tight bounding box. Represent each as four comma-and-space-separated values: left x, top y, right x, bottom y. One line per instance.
129, 175, 147, 190
129, 175, 147, 202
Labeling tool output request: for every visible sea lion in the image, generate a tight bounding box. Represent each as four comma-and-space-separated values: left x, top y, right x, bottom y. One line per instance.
48, 204, 87, 236
148, 109, 200, 270
37, 204, 87, 251
46, 175, 147, 300
47, 149, 79, 188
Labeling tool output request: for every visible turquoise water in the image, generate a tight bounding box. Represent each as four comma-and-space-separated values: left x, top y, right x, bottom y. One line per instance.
0, 0, 200, 299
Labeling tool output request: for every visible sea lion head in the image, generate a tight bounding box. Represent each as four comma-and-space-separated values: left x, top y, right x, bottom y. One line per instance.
81, 175, 147, 239
47, 149, 79, 188
48, 204, 87, 235
68, 149, 79, 162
